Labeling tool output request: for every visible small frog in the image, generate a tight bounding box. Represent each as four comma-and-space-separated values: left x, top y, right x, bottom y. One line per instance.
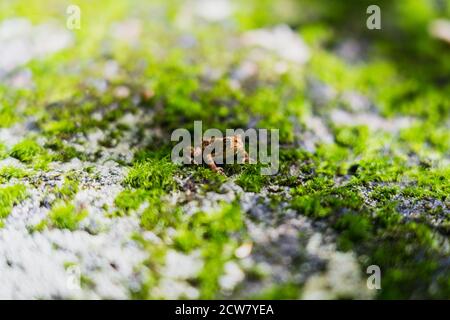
189, 135, 251, 175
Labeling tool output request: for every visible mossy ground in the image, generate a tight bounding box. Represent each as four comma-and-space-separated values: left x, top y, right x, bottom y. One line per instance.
0, 0, 448, 299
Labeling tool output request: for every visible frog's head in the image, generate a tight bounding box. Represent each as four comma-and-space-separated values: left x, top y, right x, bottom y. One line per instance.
233, 134, 244, 149
224, 134, 244, 155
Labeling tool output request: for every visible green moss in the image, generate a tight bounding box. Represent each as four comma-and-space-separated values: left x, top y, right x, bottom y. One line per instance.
0, 166, 30, 183
309, 50, 357, 92
0, 143, 6, 159
290, 171, 450, 298
198, 242, 229, 299
0, 111, 17, 128
0, 185, 28, 219
234, 0, 302, 30
124, 159, 177, 191
9, 139, 51, 169
150, 60, 248, 134
195, 203, 244, 298
55, 173, 79, 201
335, 214, 373, 251
245, 82, 305, 144
403, 167, 449, 201
291, 178, 364, 222
0, 102, 18, 128
334, 125, 369, 155
42, 120, 77, 136
234, 164, 269, 193
29, 219, 48, 233
369, 185, 400, 203
250, 283, 301, 299
45, 138, 85, 162
34, 86, 139, 143
150, 202, 246, 298
190, 166, 227, 192
368, 222, 449, 299
48, 202, 87, 231
80, 274, 96, 290
114, 189, 150, 214
10, 139, 43, 163
140, 193, 182, 232
133, 144, 175, 163
400, 122, 450, 155
290, 194, 331, 218
279, 148, 308, 162
350, 157, 405, 184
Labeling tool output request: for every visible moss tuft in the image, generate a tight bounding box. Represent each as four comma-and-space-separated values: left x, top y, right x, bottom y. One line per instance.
0, 166, 30, 183
114, 189, 150, 214
234, 164, 269, 193
48, 202, 87, 231
124, 159, 177, 191
10, 139, 43, 163
0, 185, 28, 219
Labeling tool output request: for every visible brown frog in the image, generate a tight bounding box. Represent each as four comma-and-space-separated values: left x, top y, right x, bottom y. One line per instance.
190, 135, 251, 175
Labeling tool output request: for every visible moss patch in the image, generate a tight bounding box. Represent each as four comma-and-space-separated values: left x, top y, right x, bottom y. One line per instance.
48, 202, 88, 231
0, 185, 28, 219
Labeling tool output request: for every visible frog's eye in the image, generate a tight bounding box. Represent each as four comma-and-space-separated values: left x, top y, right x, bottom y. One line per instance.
227, 137, 236, 148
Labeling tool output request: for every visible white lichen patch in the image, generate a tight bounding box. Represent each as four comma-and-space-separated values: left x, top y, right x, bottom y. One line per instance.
152, 278, 200, 299
162, 250, 204, 280
242, 25, 310, 64
0, 18, 73, 74
0, 159, 149, 299
331, 109, 414, 133
304, 233, 374, 300
219, 261, 245, 292
0, 123, 30, 148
